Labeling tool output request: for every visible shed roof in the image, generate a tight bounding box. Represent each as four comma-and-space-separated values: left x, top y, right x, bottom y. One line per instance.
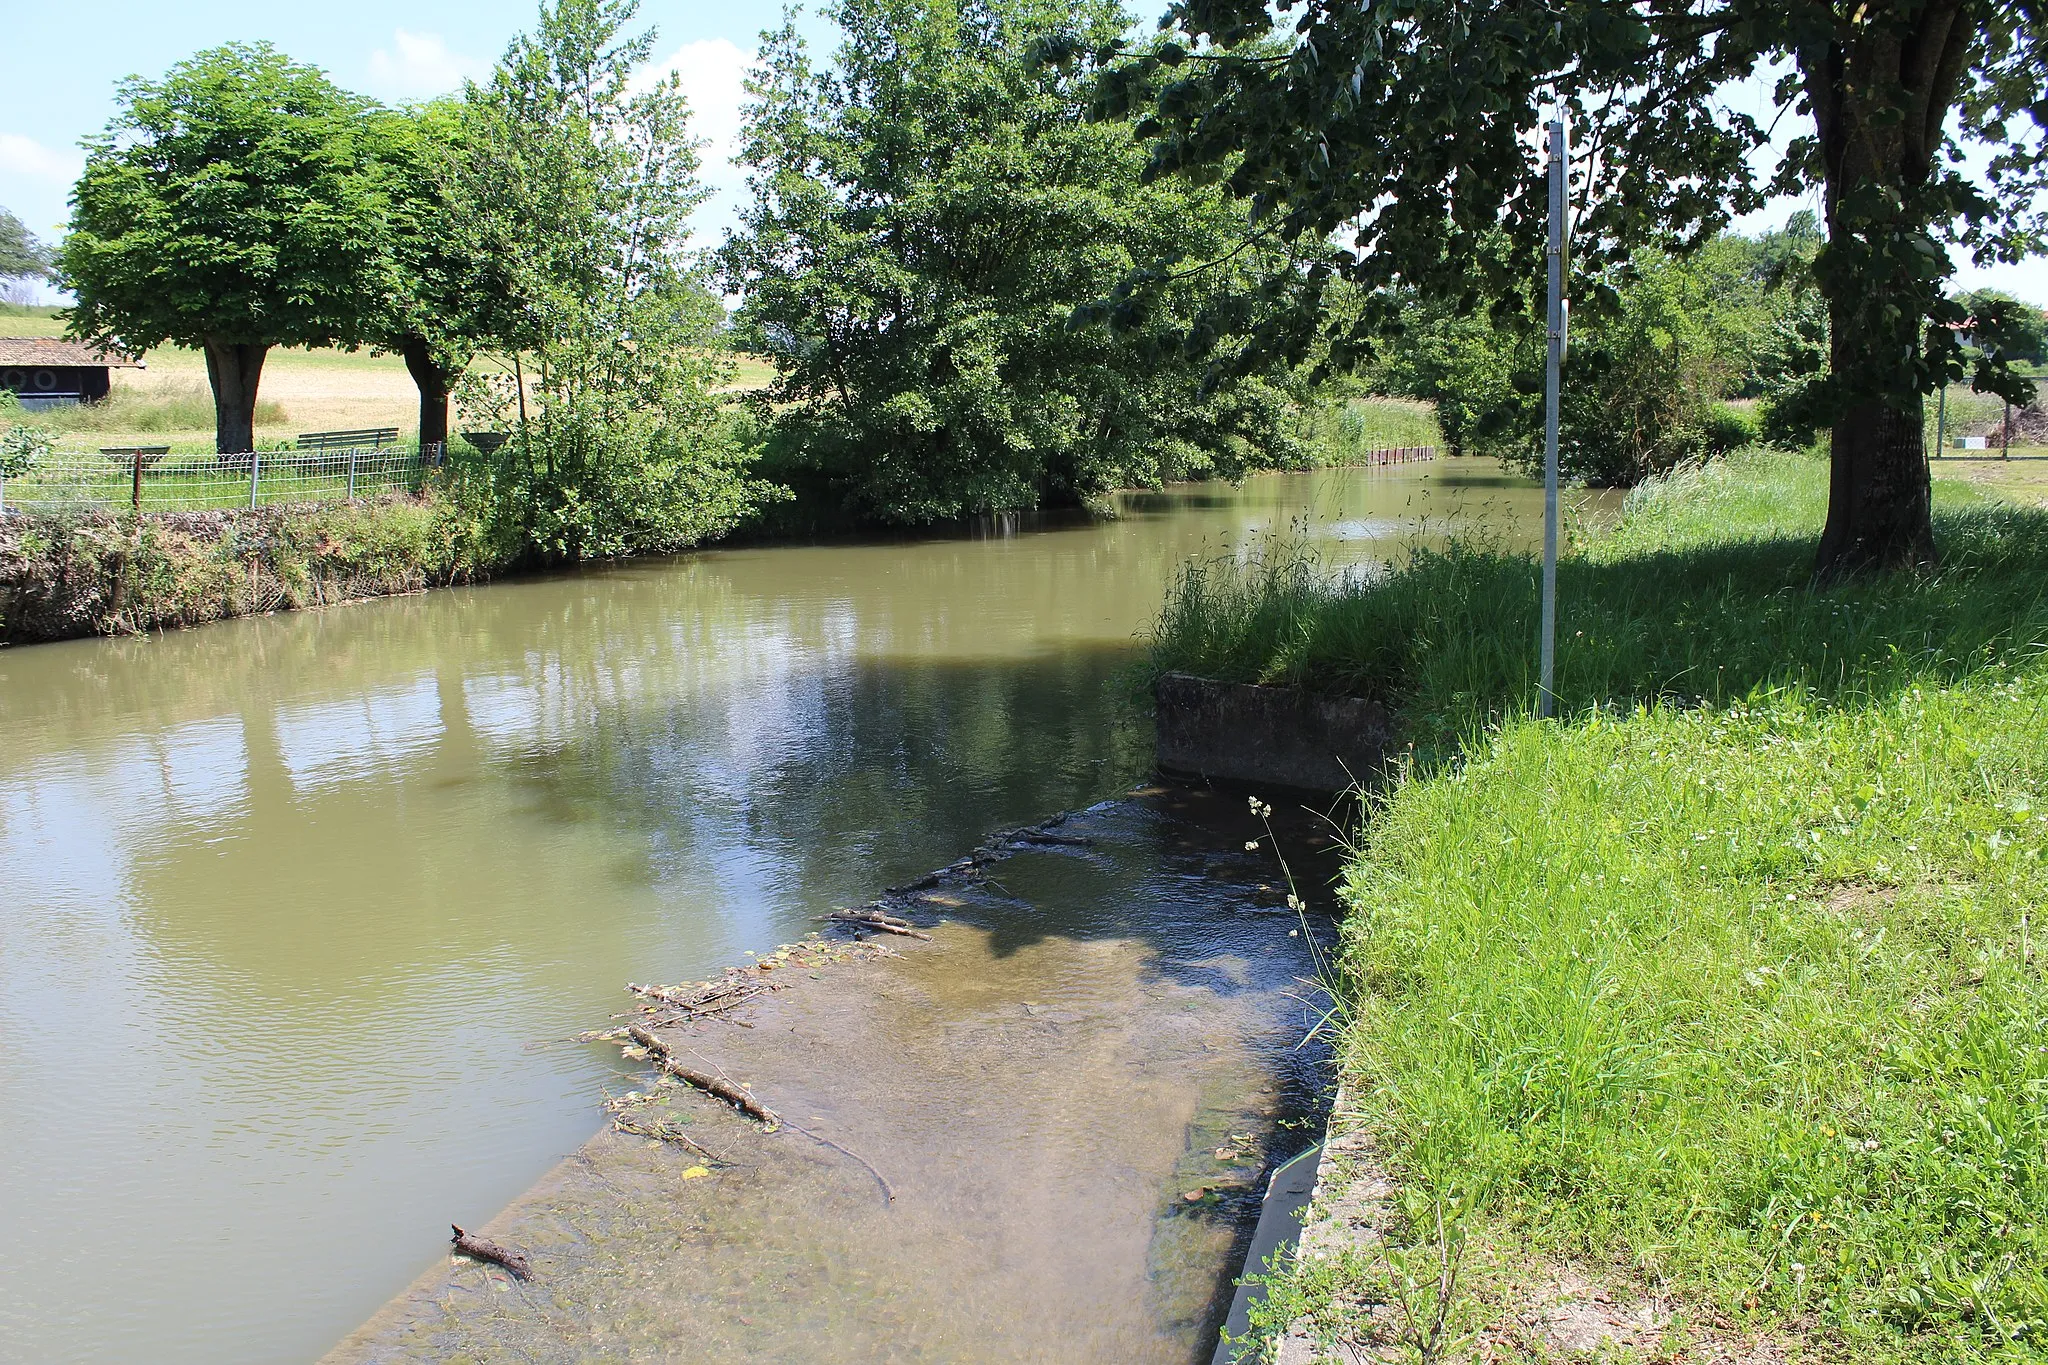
0, 338, 144, 368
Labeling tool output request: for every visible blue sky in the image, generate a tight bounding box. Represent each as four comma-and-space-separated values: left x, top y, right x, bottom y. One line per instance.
2, 2, 2043, 305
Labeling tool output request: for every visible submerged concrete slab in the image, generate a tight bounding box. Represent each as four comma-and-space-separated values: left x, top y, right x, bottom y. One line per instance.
1154, 673, 1396, 796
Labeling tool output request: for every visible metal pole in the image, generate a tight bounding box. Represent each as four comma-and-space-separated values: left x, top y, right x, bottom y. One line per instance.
1933, 383, 1946, 459
249, 449, 261, 509
348, 447, 358, 500
1539, 113, 1566, 719
132, 451, 143, 515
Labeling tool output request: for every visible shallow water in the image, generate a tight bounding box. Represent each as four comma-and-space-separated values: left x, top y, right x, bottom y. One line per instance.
330, 789, 1341, 1364
0, 461, 1548, 1363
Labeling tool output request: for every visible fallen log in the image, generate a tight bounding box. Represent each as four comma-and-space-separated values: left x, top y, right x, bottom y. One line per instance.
627, 1025, 780, 1126
450, 1225, 531, 1280
822, 907, 932, 940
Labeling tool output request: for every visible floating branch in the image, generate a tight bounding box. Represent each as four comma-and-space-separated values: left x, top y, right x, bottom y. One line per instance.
626, 1025, 781, 1125
450, 1225, 531, 1280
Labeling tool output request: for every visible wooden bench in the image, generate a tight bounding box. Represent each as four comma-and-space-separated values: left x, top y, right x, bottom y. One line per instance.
297, 427, 399, 451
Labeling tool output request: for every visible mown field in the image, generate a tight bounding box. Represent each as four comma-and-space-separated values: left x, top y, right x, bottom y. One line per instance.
1172, 453, 2048, 1361
0, 305, 779, 452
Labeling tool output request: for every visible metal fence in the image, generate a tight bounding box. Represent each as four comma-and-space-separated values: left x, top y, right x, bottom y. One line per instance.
0, 443, 443, 516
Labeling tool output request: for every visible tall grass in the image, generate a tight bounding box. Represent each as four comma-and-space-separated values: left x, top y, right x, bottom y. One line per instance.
1295, 390, 1444, 465
1152, 450, 2048, 752
13, 383, 289, 435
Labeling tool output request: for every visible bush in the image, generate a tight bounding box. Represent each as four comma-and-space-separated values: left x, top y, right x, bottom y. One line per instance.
1701, 401, 1760, 454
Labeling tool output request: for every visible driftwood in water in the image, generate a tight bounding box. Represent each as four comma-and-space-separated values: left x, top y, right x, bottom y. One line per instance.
629, 975, 766, 1019
823, 907, 932, 939
627, 1025, 780, 1125
450, 1225, 531, 1280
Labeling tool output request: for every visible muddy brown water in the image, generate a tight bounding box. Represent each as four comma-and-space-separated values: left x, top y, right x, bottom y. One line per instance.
0, 461, 1555, 1363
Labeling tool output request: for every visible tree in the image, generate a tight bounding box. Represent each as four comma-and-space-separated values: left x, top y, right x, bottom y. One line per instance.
721, 0, 1298, 524
367, 101, 482, 450
1383, 247, 1745, 483
58, 44, 390, 454
0, 206, 54, 285
1088, 0, 2047, 574
444, 0, 774, 559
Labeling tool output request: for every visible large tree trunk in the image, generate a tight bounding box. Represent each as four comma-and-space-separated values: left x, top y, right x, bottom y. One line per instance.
399, 336, 452, 450
202, 338, 269, 456
1815, 369, 1935, 573
1802, 0, 1970, 577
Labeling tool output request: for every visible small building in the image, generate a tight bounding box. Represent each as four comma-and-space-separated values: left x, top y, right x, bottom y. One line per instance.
0, 338, 145, 410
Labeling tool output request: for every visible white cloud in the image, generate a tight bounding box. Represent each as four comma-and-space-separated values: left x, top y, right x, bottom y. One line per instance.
639, 37, 752, 191
367, 30, 489, 101
637, 37, 755, 246
0, 133, 83, 182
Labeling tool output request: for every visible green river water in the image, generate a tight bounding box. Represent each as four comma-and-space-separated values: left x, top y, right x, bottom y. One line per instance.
0, 461, 1547, 1363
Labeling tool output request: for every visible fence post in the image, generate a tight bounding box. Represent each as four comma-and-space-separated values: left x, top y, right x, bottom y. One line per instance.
348, 447, 358, 501
249, 449, 261, 509
132, 451, 144, 515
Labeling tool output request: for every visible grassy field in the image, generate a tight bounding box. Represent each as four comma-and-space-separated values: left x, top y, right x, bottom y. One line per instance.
1184, 454, 2048, 1361
0, 305, 779, 451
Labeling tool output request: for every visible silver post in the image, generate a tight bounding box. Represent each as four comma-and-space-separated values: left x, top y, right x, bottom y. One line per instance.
1539, 113, 1567, 719
348, 447, 358, 500
249, 449, 261, 509
1933, 382, 1947, 459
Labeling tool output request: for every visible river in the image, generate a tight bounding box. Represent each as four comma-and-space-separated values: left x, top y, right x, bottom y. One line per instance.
0, 460, 1547, 1363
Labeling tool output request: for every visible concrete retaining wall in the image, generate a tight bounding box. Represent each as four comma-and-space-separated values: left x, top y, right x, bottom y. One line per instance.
1154, 672, 1396, 796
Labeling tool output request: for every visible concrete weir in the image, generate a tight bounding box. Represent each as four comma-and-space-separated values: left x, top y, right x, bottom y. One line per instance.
323, 790, 1337, 1364
1154, 672, 1396, 796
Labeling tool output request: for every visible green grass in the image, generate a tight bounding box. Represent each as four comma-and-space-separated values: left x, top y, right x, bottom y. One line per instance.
8, 383, 288, 435
1152, 451, 2048, 754
1295, 390, 1445, 465
1183, 453, 2048, 1359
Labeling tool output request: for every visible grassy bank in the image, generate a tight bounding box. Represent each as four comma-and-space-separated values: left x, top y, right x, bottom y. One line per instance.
0, 495, 499, 643
1192, 454, 2048, 1360
1155, 452, 2048, 754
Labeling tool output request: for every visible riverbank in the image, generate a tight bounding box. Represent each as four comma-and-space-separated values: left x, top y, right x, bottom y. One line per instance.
0, 388, 1446, 646
1187, 453, 2048, 1361
0, 495, 498, 643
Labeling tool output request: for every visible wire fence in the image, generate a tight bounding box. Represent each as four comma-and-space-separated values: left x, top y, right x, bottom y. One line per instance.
0, 442, 446, 516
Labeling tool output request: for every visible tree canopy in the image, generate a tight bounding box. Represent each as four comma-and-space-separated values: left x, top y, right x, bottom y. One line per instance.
721, 0, 1299, 524
0, 206, 54, 286
1085, 0, 2047, 572
57, 43, 392, 453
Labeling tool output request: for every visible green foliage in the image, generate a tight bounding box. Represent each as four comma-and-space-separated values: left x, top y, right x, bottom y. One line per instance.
446, 0, 778, 559
1380, 246, 1775, 483
0, 495, 498, 642
721, 0, 1297, 524
57, 44, 389, 355
0, 205, 54, 283
2, 423, 51, 478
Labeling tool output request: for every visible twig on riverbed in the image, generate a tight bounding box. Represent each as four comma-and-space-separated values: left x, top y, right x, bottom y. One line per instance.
451, 1225, 531, 1280
627, 1025, 780, 1124
822, 907, 932, 939
611, 1111, 728, 1161
619, 1027, 896, 1205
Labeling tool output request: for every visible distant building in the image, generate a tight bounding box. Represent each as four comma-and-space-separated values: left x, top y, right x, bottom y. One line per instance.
0, 338, 145, 410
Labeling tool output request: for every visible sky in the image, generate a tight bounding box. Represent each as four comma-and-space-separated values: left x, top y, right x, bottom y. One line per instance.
2, 2, 2043, 306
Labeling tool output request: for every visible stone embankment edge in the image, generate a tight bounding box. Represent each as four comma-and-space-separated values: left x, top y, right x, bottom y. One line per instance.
1154, 672, 1396, 797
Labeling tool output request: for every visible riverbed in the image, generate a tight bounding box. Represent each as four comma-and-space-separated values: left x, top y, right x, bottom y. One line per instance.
0, 460, 1549, 1363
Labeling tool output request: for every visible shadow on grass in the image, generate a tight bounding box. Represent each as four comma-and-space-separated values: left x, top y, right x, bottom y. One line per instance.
1150, 472, 2048, 758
